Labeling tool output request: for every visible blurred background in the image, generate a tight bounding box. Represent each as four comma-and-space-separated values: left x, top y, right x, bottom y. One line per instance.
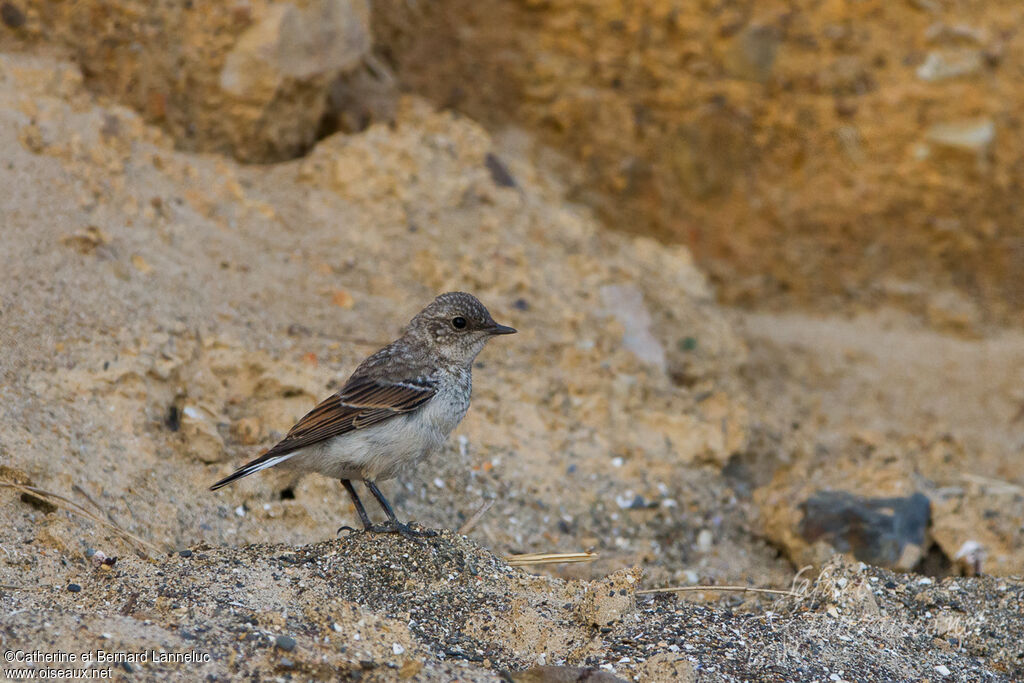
1, 0, 1022, 600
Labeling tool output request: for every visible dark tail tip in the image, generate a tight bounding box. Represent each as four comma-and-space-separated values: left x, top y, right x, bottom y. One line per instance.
209, 470, 245, 491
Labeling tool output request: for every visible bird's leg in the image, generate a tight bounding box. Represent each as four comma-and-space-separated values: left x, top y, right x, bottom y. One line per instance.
364, 480, 438, 539
338, 479, 374, 535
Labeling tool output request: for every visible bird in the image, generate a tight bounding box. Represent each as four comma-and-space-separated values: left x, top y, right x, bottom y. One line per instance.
210, 292, 516, 538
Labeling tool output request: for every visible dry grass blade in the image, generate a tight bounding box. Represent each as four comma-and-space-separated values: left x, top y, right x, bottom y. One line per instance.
790, 564, 814, 595
637, 584, 805, 598
72, 482, 120, 525
505, 551, 598, 566
457, 499, 494, 535
0, 481, 166, 558
961, 472, 1024, 496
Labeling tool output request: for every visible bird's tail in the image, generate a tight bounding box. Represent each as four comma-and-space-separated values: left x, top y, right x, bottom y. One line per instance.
209, 452, 294, 491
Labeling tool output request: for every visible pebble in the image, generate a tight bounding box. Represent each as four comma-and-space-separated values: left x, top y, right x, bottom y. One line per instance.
916, 49, 983, 82
67, 583, 82, 593
275, 635, 296, 652
926, 119, 995, 153
935, 664, 951, 676
392, 643, 405, 655
485, 152, 517, 188
179, 549, 193, 558
1, 2, 26, 29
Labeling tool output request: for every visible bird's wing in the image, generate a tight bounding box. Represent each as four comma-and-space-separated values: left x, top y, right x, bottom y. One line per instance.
265, 375, 437, 458
209, 371, 436, 489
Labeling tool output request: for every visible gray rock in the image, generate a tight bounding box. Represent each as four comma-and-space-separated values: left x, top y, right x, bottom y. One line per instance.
599, 285, 666, 371
220, 0, 371, 103
274, 634, 296, 652
798, 491, 931, 569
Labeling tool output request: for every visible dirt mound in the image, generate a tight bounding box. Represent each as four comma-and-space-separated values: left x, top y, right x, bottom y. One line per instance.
5, 532, 1020, 680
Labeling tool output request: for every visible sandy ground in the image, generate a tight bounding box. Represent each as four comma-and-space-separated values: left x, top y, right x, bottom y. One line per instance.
0, 49, 1022, 681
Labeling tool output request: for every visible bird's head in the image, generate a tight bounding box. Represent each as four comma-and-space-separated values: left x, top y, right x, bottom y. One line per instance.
406, 292, 516, 365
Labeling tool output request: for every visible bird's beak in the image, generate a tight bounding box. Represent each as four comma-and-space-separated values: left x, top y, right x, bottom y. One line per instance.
488, 323, 517, 335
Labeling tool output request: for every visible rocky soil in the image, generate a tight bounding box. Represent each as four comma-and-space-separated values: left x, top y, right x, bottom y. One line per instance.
4, 532, 1023, 681
1, 3, 1023, 682
372, 0, 1024, 324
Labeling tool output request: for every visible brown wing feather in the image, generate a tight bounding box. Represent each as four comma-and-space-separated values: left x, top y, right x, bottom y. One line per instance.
209, 376, 435, 489
265, 377, 435, 458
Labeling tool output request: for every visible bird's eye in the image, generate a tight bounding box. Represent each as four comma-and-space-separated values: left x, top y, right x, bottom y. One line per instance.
451, 316, 467, 329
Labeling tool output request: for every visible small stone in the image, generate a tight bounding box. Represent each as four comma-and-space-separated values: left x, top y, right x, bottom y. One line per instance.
275, 635, 296, 652
67, 583, 82, 593
485, 153, 517, 188
180, 404, 227, 464
131, 254, 153, 275
917, 49, 984, 82
1, 3, 25, 29
935, 665, 951, 677
697, 529, 714, 552
178, 549, 193, 558
392, 643, 405, 655
331, 289, 355, 308
231, 417, 262, 445
926, 119, 995, 154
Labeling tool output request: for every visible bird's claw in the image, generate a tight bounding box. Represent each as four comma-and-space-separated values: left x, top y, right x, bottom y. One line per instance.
338, 521, 437, 543
370, 521, 438, 542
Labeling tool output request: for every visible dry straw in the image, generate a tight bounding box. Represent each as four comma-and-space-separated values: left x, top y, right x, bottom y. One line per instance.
0, 480, 167, 558
506, 551, 598, 567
